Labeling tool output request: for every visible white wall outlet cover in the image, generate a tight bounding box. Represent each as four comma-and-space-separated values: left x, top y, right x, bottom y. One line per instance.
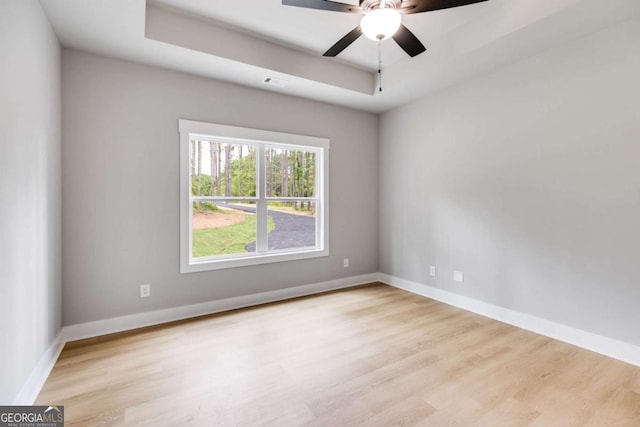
453, 271, 464, 283
429, 266, 436, 277
140, 284, 151, 298
343, 258, 350, 268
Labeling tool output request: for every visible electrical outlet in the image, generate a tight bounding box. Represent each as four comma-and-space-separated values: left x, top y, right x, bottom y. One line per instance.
140, 284, 151, 298
453, 271, 464, 283
429, 266, 436, 277
343, 258, 350, 268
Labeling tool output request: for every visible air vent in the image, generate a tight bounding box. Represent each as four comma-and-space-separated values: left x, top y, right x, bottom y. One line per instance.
263, 77, 288, 88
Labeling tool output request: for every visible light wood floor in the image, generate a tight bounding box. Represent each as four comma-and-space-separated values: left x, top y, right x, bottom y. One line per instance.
37, 284, 640, 426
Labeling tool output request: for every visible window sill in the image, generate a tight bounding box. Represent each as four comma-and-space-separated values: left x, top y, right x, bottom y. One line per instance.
180, 248, 330, 273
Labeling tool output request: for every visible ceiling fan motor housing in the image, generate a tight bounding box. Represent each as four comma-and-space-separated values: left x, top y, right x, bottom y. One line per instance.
361, 0, 403, 12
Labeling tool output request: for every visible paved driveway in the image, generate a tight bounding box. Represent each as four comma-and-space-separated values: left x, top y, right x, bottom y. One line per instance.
220, 203, 315, 251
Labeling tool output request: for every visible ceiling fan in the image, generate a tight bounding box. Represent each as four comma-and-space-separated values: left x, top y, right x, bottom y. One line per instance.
282, 0, 489, 58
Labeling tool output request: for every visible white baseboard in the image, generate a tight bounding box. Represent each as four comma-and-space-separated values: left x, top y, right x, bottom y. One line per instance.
63, 273, 378, 342
12, 330, 65, 405
378, 273, 640, 368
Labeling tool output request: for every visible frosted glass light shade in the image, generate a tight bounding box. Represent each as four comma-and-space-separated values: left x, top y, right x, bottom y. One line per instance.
360, 8, 401, 41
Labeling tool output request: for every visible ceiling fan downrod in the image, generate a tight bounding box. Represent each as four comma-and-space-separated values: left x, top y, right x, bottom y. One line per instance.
378, 41, 383, 93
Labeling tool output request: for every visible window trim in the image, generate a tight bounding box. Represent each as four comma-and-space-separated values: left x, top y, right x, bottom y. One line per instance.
179, 119, 330, 273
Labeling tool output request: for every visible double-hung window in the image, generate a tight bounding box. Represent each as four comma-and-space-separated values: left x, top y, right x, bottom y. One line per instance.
179, 120, 329, 273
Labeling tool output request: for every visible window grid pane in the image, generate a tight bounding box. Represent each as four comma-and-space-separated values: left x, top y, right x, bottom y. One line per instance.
266, 148, 317, 198
266, 200, 317, 251
190, 140, 257, 198
191, 201, 258, 259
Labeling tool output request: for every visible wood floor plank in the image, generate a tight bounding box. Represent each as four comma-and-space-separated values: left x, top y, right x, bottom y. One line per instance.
36, 283, 640, 426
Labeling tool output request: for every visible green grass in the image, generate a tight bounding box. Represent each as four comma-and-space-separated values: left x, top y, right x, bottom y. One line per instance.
193, 201, 221, 212
192, 214, 275, 257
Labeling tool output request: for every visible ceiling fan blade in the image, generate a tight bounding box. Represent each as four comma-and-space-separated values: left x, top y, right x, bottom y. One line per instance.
400, 0, 488, 14
282, 0, 363, 13
324, 26, 363, 56
392, 24, 426, 57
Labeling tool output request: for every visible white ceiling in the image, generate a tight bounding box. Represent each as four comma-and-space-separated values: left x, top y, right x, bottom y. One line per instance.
39, 0, 640, 113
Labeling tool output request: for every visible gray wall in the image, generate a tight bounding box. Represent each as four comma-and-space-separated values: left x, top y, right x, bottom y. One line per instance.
379, 16, 640, 345
0, 1, 61, 403
61, 50, 378, 325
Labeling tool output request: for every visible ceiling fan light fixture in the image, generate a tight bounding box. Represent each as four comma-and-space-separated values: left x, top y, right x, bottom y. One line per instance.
360, 8, 401, 41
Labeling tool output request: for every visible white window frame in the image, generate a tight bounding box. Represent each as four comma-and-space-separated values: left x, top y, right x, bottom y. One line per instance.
179, 119, 330, 273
